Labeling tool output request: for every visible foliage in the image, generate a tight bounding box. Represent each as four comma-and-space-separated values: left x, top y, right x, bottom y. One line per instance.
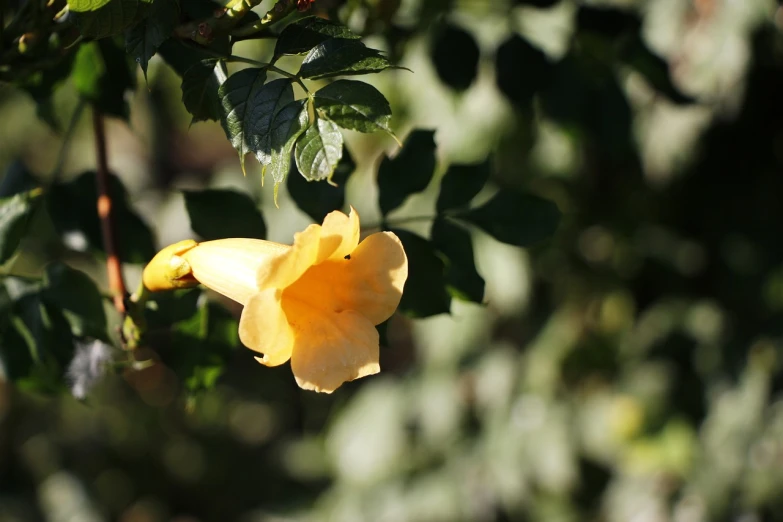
3, 0, 782, 520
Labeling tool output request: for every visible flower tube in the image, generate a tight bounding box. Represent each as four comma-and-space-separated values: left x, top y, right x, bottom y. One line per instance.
142, 208, 408, 393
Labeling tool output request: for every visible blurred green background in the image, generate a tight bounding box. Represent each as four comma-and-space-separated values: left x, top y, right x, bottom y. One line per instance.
5, 0, 783, 520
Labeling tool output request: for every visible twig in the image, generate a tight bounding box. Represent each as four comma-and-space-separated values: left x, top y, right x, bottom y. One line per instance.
92, 108, 127, 313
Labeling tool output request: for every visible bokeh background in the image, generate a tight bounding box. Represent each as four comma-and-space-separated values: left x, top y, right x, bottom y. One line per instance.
4, 0, 783, 520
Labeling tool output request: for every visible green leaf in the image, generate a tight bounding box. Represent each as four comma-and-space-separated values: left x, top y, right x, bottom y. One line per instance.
274, 16, 360, 57
455, 190, 560, 247
288, 146, 355, 223
294, 117, 344, 182
436, 160, 490, 213
390, 229, 450, 317
20, 54, 78, 130
183, 189, 266, 240
377, 129, 437, 216
125, 0, 180, 79
0, 189, 41, 265
181, 61, 224, 123
71, 39, 136, 120
266, 100, 309, 197
47, 172, 156, 263
41, 262, 108, 341
0, 162, 39, 198
145, 288, 202, 329
159, 300, 238, 394
219, 73, 296, 173
430, 219, 484, 303
495, 35, 552, 109
158, 40, 226, 122
69, 0, 153, 39
298, 39, 393, 80
314, 80, 393, 135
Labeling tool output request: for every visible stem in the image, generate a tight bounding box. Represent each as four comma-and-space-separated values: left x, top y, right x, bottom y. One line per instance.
92, 108, 127, 314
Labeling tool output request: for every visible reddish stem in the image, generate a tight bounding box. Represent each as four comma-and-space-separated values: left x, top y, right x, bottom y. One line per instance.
93, 108, 127, 313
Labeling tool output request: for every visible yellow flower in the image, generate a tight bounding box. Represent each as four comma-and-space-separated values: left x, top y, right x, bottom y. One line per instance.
142, 208, 408, 393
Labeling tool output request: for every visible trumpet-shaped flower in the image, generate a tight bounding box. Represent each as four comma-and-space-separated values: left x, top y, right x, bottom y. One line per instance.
142, 208, 408, 393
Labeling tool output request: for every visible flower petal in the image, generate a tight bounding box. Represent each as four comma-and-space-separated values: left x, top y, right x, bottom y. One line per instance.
183, 238, 288, 306
284, 298, 380, 393
239, 288, 294, 366
316, 208, 360, 263
284, 231, 408, 325
256, 224, 321, 291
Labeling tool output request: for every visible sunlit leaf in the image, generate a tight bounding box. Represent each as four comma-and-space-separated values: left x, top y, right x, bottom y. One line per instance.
266, 100, 309, 196
298, 39, 393, 80
294, 117, 344, 182
314, 80, 393, 135
288, 145, 355, 223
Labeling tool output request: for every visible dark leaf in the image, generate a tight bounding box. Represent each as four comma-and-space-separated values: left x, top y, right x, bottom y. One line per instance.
0, 189, 41, 265
430, 23, 480, 91
181, 60, 224, 123
0, 162, 39, 198
183, 189, 266, 240
41, 262, 108, 341
145, 288, 202, 330
288, 145, 355, 223
495, 34, 552, 109
71, 39, 136, 120
266, 100, 310, 198
456, 190, 560, 247
125, 0, 180, 79
47, 171, 156, 263
390, 229, 451, 317
436, 160, 490, 213
430, 219, 484, 303
377, 129, 437, 216
314, 79, 394, 135
20, 54, 78, 130
294, 116, 344, 182
69, 0, 152, 39
513, 0, 560, 6
298, 39, 394, 80
575, 5, 641, 38
219, 73, 297, 173
274, 16, 360, 57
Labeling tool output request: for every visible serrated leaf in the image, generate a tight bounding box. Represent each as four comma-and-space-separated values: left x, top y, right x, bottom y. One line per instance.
274, 16, 360, 57
0, 189, 41, 265
430, 23, 480, 92
295, 117, 344, 182
390, 229, 450, 317
219, 73, 297, 172
47, 172, 156, 263
181, 61, 224, 122
69, 0, 153, 39
125, 0, 180, 79
314, 80, 393, 135
456, 190, 560, 247
71, 39, 136, 120
288, 146, 354, 223
430, 219, 484, 303
298, 39, 393, 80
183, 189, 266, 240
377, 129, 437, 216
42, 262, 108, 341
266, 100, 309, 193
436, 160, 490, 213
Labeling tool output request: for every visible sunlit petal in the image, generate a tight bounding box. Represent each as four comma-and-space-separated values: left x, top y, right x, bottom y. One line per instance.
317, 207, 360, 263
257, 224, 321, 291
285, 298, 380, 393
239, 288, 294, 366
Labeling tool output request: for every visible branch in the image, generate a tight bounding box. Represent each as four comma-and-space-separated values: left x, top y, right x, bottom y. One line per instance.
92, 108, 127, 314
